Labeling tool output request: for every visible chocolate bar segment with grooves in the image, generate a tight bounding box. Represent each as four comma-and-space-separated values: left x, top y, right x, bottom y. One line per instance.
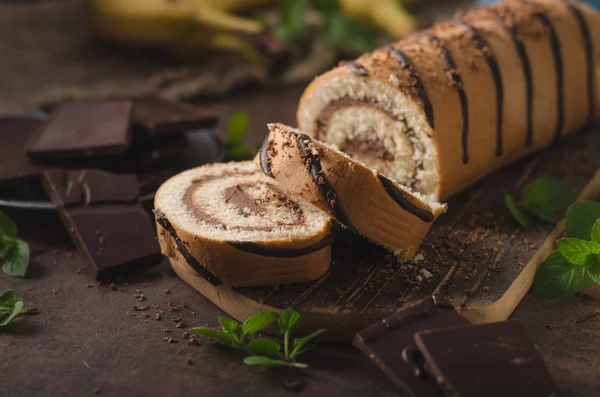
42, 170, 162, 279
27, 100, 133, 162
414, 320, 561, 397
0, 117, 50, 187
353, 296, 469, 397
132, 96, 218, 138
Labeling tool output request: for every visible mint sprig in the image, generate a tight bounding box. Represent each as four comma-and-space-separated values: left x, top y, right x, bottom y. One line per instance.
0, 289, 35, 327
505, 177, 574, 227
0, 212, 30, 277
191, 308, 326, 369
224, 111, 255, 161
534, 201, 600, 298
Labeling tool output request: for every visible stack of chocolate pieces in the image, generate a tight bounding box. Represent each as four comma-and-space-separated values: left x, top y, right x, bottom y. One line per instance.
0, 97, 218, 279
354, 296, 561, 397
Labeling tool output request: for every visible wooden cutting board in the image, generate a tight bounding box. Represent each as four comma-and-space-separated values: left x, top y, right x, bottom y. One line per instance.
171, 129, 600, 342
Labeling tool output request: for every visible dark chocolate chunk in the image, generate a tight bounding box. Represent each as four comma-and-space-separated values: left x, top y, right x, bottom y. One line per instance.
132, 96, 218, 138
0, 117, 51, 187
137, 169, 174, 196
353, 296, 469, 397
27, 100, 133, 162
42, 170, 161, 279
414, 320, 561, 397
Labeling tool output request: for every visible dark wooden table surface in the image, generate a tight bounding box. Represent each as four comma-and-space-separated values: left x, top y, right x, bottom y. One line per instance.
2, 85, 600, 397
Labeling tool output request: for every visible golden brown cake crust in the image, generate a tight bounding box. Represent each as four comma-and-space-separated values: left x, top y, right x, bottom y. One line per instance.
298, 0, 600, 200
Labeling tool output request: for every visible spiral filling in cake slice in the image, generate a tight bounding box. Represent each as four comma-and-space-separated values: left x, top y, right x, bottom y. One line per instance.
154, 161, 332, 287
257, 123, 446, 260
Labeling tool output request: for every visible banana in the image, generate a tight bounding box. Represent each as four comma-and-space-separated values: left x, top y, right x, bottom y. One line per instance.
338, 0, 416, 39
86, 0, 282, 66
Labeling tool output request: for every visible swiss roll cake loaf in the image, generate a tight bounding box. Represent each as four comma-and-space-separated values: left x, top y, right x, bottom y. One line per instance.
154, 161, 333, 287
298, 0, 600, 201
256, 123, 446, 259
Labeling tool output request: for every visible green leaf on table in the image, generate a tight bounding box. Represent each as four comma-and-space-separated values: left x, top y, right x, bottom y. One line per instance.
2, 239, 30, 277
314, 0, 339, 14
522, 177, 574, 221
190, 327, 239, 346
0, 289, 24, 327
225, 111, 249, 145
291, 329, 326, 357
566, 201, 600, 240
242, 311, 277, 337
243, 356, 291, 368
0, 243, 12, 260
279, 0, 309, 41
320, 12, 378, 55
0, 212, 17, 237
277, 308, 301, 334
591, 219, 600, 245
247, 338, 282, 358
505, 194, 532, 228
556, 238, 600, 266
218, 316, 240, 334
533, 250, 598, 298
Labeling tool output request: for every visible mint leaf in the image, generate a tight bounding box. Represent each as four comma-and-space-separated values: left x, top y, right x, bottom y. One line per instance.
533, 250, 597, 298
505, 194, 532, 227
556, 238, 600, 266
242, 311, 277, 337
0, 212, 17, 237
218, 316, 240, 334
591, 219, 600, 244
2, 239, 30, 277
225, 112, 249, 145
277, 308, 301, 333
314, 0, 339, 14
190, 327, 238, 346
0, 243, 12, 260
320, 12, 378, 55
243, 356, 291, 367
0, 289, 24, 327
566, 201, 600, 240
247, 338, 282, 358
279, 0, 309, 40
291, 329, 326, 358
522, 178, 574, 218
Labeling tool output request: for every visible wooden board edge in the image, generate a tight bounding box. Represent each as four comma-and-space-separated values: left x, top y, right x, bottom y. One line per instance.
170, 257, 389, 342
462, 168, 600, 323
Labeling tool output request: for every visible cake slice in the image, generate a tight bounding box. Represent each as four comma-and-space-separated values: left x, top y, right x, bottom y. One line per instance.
256, 123, 446, 260
154, 161, 333, 287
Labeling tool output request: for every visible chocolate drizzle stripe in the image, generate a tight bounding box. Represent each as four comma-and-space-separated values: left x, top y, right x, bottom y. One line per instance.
228, 234, 334, 258
566, 1, 594, 126
488, 8, 534, 146
259, 136, 272, 177
153, 210, 222, 286
424, 34, 470, 164
529, 6, 564, 140
345, 61, 369, 76
377, 174, 434, 222
455, 22, 505, 157
388, 47, 435, 130
297, 133, 356, 231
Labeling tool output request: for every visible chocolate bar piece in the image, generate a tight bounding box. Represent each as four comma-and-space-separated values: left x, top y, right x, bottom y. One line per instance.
42, 169, 162, 279
27, 100, 133, 162
0, 117, 50, 186
132, 96, 218, 138
353, 296, 469, 397
414, 320, 560, 397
